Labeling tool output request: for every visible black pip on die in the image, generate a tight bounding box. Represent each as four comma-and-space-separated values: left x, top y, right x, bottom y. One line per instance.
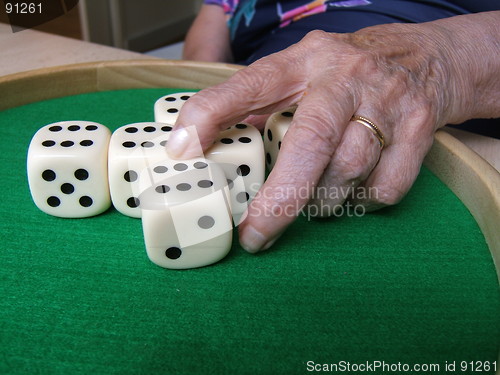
206, 123, 265, 223
154, 92, 265, 221
25, 92, 267, 270
139, 158, 233, 269
108, 122, 173, 218
264, 108, 295, 171
154, 92, 197, 124
27, 121, 111, 218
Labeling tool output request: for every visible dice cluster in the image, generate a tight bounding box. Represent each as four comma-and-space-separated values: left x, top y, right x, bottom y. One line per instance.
27, 93, 267, 270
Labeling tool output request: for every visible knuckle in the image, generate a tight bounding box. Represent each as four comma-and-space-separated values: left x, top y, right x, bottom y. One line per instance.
335, 155, 368, 184
302, 30, 331, 48
333, 142, 377, 183
372, 185, 405, 206
354, 52, 379, 75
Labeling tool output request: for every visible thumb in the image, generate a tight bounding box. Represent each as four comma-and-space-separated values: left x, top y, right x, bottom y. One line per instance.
165, 124, 206, 160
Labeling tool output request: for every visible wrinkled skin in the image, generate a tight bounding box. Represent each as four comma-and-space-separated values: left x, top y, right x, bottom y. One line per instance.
167, 12, 500, 253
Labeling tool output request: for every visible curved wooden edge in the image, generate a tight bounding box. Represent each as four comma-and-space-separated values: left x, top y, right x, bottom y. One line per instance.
1, 60, 499, 287
0, 59, 243, 111
424, 130, 500, 285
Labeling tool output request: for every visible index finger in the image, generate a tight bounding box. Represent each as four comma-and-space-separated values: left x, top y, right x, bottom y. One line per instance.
166, 52, 309, 159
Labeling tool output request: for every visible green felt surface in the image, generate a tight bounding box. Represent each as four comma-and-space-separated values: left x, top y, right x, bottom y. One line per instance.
0, 89, 499, 375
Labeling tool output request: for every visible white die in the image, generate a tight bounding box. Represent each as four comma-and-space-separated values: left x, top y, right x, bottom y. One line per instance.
154, 92, 197, 124
206, 123, 265, 221
264, 108, 295, 170
27, 121, 111, 218
108, 122, 173, 218
139, 159, 232, 269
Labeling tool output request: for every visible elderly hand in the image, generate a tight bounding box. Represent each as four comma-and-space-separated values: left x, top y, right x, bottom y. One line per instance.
167, 12, 500, 253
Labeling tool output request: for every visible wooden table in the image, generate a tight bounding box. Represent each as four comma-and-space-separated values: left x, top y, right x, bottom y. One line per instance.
0, 22, 149, 76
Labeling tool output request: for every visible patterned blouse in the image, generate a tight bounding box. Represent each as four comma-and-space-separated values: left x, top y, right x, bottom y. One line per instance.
203, 0, 499, 64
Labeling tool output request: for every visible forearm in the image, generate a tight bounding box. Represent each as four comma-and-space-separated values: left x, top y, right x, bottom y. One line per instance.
183, 4, 233, 63
423, 11, 500, 124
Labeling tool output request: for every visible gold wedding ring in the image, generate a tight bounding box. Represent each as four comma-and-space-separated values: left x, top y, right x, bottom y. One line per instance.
351, 115, 385, 149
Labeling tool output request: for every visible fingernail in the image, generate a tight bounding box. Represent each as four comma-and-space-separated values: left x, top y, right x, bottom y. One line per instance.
261, 236, 280, 251
261, 227, 287, 251
240, 225, 267, 254
166, 126, 203, 159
